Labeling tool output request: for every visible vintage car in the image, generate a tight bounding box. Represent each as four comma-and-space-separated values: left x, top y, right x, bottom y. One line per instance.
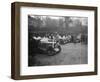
29, 37, 61, 56
38, 38, 61, 56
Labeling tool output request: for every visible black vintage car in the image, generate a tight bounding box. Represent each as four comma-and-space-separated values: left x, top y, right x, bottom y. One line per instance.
29, 37, 61, 56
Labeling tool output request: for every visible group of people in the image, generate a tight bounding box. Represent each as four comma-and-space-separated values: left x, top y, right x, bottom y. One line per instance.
29, 32, 87, 44
32, 32, 71, 43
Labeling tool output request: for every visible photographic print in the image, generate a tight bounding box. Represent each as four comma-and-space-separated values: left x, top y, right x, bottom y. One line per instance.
28, 15, 88, 66
11, 2, 97, 80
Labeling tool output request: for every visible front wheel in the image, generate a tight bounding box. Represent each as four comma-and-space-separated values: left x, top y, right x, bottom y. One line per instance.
47, 46, 61, 56
54, 45, 61, 54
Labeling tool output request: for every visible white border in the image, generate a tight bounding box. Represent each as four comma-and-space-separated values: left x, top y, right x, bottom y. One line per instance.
20, 7, 95, 75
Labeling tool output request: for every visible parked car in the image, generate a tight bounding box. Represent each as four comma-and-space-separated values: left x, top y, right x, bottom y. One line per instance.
75, 34, 88, 44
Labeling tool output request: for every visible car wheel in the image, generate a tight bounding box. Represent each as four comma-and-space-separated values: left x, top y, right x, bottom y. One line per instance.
54, 45, 61, 54
47, 46, 56, 56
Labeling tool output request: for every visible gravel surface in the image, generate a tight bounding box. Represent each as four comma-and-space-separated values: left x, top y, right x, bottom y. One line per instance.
28, 43, 88, 66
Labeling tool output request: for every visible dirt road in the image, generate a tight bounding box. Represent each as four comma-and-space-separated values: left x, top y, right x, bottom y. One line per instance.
28, 43, 88, 66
